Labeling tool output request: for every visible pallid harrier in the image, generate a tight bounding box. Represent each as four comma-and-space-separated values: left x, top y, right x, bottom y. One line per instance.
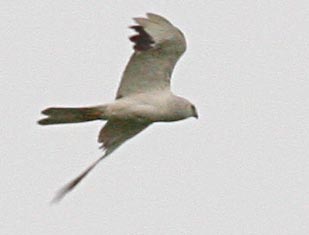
39, 13, 198, 202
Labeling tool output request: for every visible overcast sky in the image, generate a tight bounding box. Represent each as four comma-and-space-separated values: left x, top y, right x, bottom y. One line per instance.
1, 1, 309, 234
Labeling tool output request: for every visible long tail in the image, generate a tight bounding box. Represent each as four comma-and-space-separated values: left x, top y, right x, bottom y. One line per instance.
38, 106, 105, 125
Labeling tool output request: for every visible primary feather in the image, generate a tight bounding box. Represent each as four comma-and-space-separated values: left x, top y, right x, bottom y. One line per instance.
116, 13, 186, 98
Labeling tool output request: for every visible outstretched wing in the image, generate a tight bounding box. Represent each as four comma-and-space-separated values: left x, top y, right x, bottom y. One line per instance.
98, 120, 150, 155
116, 13, 186, 99
52, 120, 150, 202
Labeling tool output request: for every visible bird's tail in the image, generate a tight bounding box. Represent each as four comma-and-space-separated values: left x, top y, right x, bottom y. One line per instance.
38, 106, 106, 125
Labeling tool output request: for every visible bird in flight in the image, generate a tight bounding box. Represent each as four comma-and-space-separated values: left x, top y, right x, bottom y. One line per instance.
38, 13, 198, 202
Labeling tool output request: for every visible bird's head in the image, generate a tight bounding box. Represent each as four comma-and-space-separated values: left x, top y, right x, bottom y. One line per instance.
175, 96, 198, 120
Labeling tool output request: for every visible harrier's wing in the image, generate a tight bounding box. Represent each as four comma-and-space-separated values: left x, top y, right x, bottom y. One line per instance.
116, 13, 186, 99
52, 120, 150, 202
98, 120, 150, 154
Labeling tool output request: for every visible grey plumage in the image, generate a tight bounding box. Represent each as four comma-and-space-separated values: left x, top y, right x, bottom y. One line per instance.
39, 13, 198, 202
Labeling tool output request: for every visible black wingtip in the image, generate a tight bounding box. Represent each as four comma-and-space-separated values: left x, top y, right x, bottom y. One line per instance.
50, 155, 107, 203
50, 177, 81, 204
129, 25, 155, 51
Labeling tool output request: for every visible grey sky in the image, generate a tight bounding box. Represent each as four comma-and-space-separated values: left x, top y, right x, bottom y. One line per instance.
1, 1, 309, 234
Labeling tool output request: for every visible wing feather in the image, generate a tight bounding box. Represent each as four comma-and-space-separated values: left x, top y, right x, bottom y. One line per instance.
146, 13, 173, 25
116, 13, 186, 99
98, 120, 150, 155
51, 120, 149, 202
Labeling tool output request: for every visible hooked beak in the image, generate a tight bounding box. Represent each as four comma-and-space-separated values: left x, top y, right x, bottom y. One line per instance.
193, 111, 198, 119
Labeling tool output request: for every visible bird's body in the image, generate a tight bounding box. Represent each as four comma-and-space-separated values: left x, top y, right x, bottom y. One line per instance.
39, 13, 198, 202
104, 91, 194, 122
